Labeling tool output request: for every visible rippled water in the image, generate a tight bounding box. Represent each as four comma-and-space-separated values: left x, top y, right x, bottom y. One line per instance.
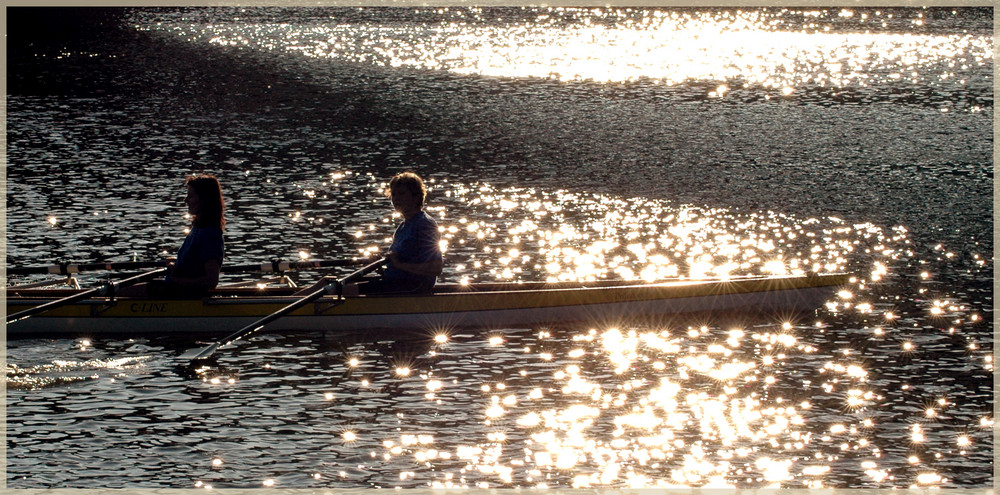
5, 6, 993, 489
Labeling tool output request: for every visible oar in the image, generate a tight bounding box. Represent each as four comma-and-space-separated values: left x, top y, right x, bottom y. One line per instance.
8, 261, 167, 276
6, 267, 168, 324
8, 258, 363, 276
181, 257, 388, 362
221, 259, 363, 274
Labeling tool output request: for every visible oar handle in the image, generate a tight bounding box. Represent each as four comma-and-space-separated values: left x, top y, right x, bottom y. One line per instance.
185, 257, 389, 361
220, 259, 363, 274
7, 267, 168, 324
8, 261, 168, 276
8, 259, 364, 276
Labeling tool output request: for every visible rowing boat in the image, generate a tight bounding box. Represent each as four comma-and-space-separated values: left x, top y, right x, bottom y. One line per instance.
5, 273, 850, 337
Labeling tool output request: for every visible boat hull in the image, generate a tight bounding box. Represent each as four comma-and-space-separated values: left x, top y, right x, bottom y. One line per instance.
6, 274, 850, 337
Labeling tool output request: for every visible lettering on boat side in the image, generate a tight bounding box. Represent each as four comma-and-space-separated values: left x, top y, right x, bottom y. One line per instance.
130, 302, 167, 313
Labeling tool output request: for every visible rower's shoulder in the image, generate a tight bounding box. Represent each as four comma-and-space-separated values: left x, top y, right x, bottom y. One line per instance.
416, 210, 439, 227
192, 225, 224, 237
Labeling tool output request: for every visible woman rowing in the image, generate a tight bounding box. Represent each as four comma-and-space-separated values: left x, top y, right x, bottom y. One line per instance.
120, 174, 226, 298
298, 171, 443, 296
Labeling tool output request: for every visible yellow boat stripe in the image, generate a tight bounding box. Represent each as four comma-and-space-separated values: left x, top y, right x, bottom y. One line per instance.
6, 274, 850, 319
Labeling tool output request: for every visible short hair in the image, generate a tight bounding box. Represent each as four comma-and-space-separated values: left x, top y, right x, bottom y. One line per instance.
387, 172, 427, 208
185, 174, 226, 230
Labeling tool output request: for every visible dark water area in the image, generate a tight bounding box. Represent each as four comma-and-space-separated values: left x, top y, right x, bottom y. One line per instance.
5, 6, 994, 489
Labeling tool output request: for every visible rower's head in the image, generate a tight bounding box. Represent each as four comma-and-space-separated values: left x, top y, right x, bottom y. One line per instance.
387, 172, 427, 216
185, 174, 226, 230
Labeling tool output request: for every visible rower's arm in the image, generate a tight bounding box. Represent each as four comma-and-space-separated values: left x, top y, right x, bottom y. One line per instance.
169, 259, 222, 290
389, 252, 443, 277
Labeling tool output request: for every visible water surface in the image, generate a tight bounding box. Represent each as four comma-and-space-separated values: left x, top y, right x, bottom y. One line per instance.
5, 6, 993, 489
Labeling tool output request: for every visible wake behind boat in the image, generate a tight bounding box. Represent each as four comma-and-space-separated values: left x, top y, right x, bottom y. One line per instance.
6, 273, 850, 337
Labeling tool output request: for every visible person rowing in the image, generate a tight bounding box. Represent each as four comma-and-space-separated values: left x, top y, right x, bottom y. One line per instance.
119, 174, 226, 298
298, 171, 443, 296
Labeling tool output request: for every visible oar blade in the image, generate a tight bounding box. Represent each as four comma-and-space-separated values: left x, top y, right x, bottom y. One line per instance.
180, 342, 220, 361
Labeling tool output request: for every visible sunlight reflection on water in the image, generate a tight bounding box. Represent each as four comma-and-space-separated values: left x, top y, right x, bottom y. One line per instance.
7, 146, 992, 488
6, 5, 992, 490
145, 7, 992, 91
270, 175, 866, 286
165, 179, 985, 490
7, 118, 992, 491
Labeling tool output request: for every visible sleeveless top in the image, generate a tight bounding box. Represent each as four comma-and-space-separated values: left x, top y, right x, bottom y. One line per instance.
167, 225, 225, 283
